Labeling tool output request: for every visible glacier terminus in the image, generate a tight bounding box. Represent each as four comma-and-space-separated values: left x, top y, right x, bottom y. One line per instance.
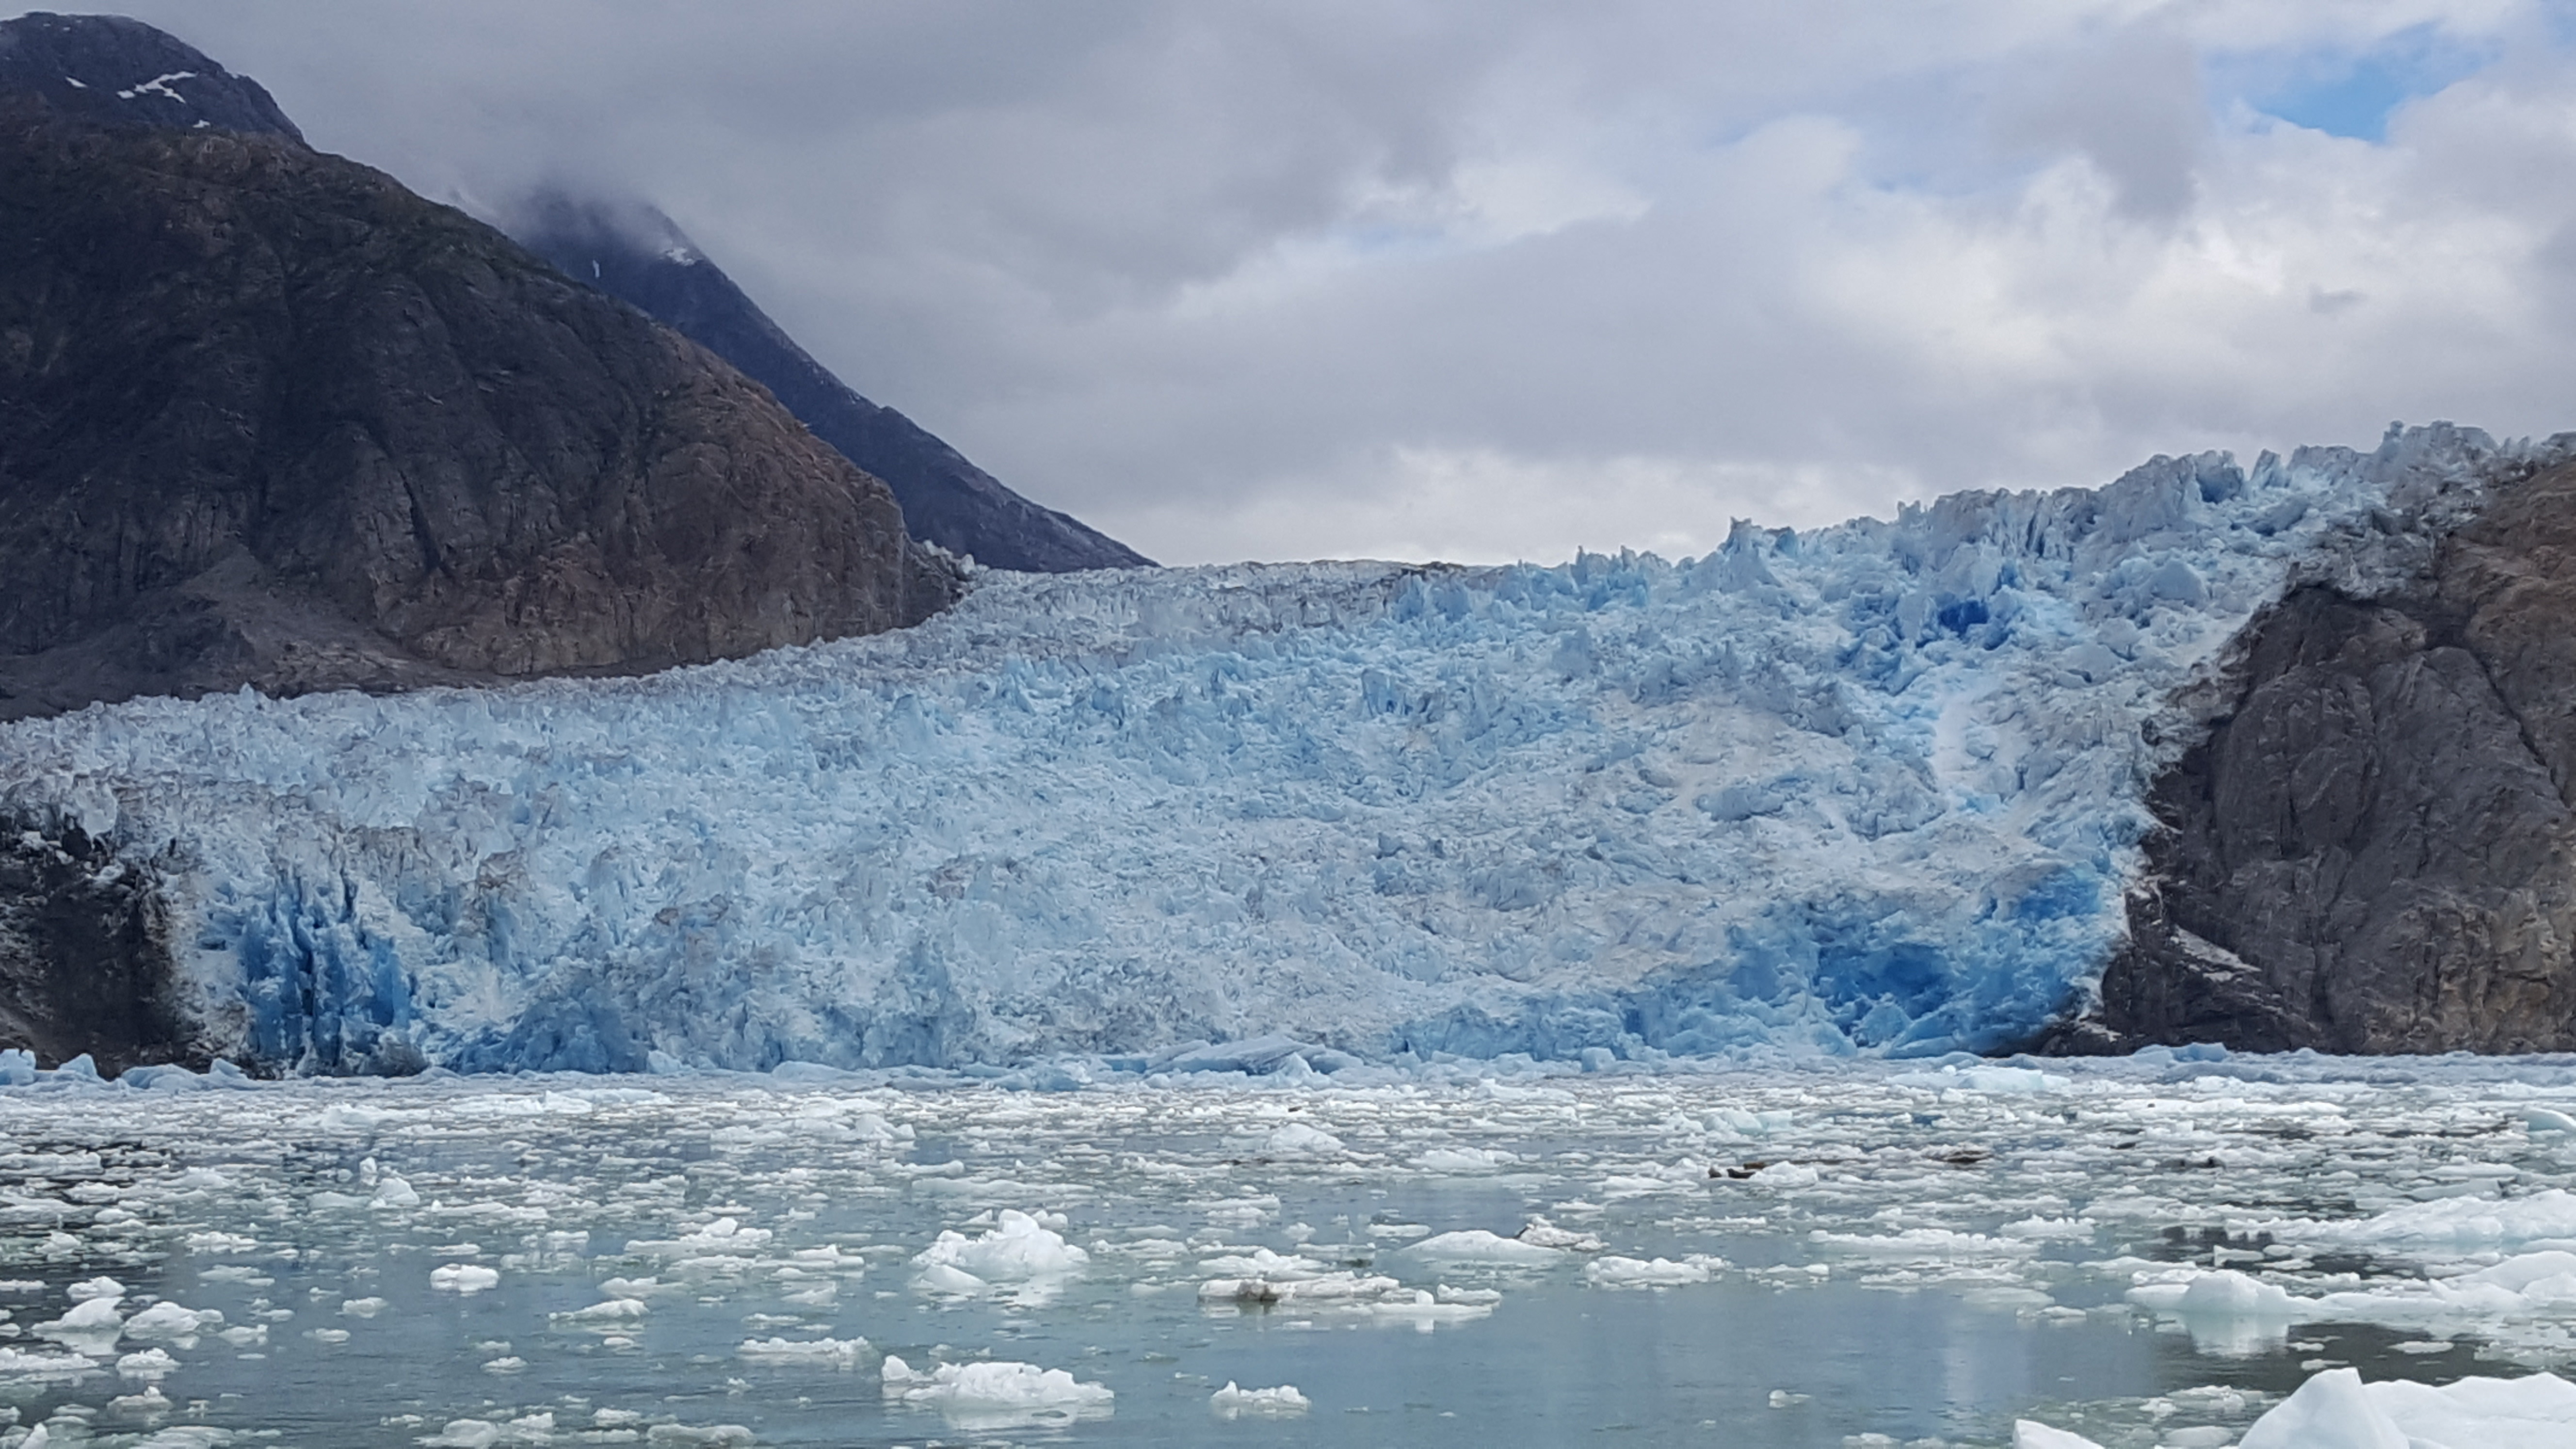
0, 424, 2560, 1077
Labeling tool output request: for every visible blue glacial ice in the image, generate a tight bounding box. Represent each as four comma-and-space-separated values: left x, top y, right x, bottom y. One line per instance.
0, 424, 2554, 1074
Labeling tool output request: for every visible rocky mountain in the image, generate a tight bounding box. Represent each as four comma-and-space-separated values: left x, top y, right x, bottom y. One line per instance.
508, 195, 1153, 574
0, 14, 958, 722
0, 9, 302, 142
2053, 455, 2576, 1055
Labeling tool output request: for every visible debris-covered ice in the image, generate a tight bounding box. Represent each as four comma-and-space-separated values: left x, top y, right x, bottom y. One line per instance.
2, 426, 2555, 1074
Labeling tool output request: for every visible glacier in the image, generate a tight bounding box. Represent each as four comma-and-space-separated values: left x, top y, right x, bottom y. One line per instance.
0, 423, 2557, 1075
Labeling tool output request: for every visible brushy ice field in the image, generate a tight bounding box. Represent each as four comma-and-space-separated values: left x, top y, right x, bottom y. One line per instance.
1, 1053, 2575, 1446
6, 426, 2558, 1076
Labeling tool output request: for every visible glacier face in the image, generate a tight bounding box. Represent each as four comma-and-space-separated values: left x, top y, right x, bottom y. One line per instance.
0, 426, 2544, 1074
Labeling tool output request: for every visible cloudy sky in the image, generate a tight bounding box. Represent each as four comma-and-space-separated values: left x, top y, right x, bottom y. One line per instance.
53, 1, 2576, 565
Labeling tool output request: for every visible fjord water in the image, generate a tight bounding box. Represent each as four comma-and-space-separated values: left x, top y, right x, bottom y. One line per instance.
5, 1055, 2576, 1447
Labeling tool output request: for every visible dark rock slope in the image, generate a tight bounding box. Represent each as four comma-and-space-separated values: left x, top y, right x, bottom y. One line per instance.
0, 813, 190, 1073
2054, 457, 2576, 1055
0, 15, 958, 721
508, 195, 1154, 573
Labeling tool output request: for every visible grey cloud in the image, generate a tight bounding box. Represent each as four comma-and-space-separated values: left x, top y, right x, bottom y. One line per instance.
32, 3, 2576, 565
1987, 21, 2208, 219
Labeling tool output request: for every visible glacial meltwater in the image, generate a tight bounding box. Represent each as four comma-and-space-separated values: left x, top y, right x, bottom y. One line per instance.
3, 1054, 2576, 1448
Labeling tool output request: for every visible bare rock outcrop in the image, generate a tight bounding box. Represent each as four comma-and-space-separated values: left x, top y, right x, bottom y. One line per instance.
2054, 459, 2576, 1054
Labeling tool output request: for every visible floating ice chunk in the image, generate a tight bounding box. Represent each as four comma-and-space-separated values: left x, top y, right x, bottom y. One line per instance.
1259, 1123, 1344, 1156
428, 1264, 499, 1294
1365, 1288, 1497, 1327
420, 1421, 500, 1448
1710, 1107, 1794, 1135
625, 1217, 772, 1257
2127, 1269, 2302, 1318
127, 1424, 231, 1449
879, 1353, 1113, 1424
1199, 1270, 1403, 1305
1198, 1247, 1327, 1280
1749, 1162, 1819, 1188
1404, 1229, 1566, 1266
2238, 1367, 2408, 1449
1890, 1065, 2067, 1095
2277, 1189, 2576, 1249
1584, 1255, 1722, 1288
642, 1426, 753, 1446
2282, 1248, 2576, 1329
1202, 1196, 1278, 1229
737, 1336, 869, 1367
2462, 1251, 2576, 1296
913, 1209, 1088, 1284
550, 1299, 648, 1325
0, 1344, 99, 1380
2524, 1108, 2576, 1135
66, 1278, 124, 1302
598, 1277, 679, 1299
1210, 1382, 1309, 1417
912, 1262, 987, 1293
2126, 1268, 2307, 1356
1414, 1146, 1520, 1173
1517, 1217, 1604, 1251
113, 1347, 177, 1378
40, 1296, 122, 1336
1162, 1036, 1318, 1076
1811, 1228, 2033, 1259
2365, 1370, 2576, 1448
122, 1303, 220, 1339
339, 1297, 388, 1317
107, 1383, 170, 1413
317, 1105, 400, 1132
1999, 1216, 2094, 1241
370, 1175, 420, 1209
2013, 1421, 2105, 1449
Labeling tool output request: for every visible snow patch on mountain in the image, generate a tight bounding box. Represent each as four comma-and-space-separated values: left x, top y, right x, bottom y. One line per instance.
0, 425, 2548, 1073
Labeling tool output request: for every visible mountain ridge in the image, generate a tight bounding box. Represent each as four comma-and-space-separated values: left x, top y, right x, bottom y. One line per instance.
506, 194, 1154, 574
0, 13, 959, 721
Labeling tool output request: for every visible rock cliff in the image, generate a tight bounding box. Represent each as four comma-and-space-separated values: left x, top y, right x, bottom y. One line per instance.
2054, 456, 2576, 1054
0, 15, 958, 721
509, 195, 1154, 573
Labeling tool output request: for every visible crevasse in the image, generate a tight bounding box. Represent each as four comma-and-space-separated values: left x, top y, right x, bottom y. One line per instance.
0, 425, 2547, 1074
